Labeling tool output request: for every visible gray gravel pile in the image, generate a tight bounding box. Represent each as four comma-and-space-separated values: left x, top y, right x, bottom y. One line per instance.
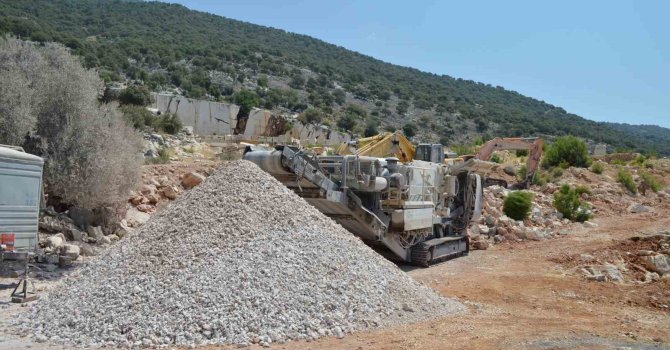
18, 160, 463, 348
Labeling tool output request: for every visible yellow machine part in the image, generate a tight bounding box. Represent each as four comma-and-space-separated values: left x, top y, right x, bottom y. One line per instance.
336, 131, 415, 163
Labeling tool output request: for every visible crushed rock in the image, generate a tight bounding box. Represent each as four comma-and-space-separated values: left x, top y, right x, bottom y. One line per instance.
16, 160, 462, 348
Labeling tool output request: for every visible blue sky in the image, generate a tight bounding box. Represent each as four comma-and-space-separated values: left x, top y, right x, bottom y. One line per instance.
171, 0, 669, 128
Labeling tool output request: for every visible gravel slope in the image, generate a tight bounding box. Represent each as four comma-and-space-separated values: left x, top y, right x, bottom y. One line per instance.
17, 160, 463, 348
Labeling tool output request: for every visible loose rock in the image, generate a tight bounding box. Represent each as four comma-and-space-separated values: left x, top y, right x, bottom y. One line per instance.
59, 244, 80, 260
628, 204, 651, 213
181, 171, 205, 189
19, 160, 463, 347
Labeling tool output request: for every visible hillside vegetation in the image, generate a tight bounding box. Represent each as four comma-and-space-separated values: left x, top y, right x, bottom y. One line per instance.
1, 0, 668, 154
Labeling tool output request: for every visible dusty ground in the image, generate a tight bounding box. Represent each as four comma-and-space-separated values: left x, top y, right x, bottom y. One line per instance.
1, 160, 669, 350
223, 213, 667, 350
4, 211, 665, 350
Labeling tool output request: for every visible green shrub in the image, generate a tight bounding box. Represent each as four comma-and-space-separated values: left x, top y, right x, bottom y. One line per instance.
631, 154, 647, 166
119, 85, 153, 106
532, 173, 546, 186
590, 162, 604, 174
337, 113, 357, 131
153, 113, 182, 134
617, 169, 637, 194
543, 136, 592, 168
518, 165, 528, 181
121, 105, 155, 129
452, 144, 475, 156
551, 167, 564, 178
402, 122, 417, 138
574, 205, 593, 223
553, 184, 592, 222
256, 75, 268, 88
490, 153, 502, 163
298, 108, 323, 124
148, 147, 170, 164
575, 185, 592, 195
640, 172, 662, 193
219, 148, 241, 161
529, 169, 552, 186
364, 119, 379, 137
611, 159, 626, 166
503, 191, 534, 220
233, 89, 261, 118
630, 154, 653, 169
516, 149, 529, 157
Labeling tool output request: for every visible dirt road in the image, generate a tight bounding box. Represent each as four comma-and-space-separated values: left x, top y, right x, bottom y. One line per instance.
248, 213, 670, 350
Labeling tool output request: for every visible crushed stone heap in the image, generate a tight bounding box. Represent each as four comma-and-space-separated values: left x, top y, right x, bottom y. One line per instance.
19, 160, 463, 348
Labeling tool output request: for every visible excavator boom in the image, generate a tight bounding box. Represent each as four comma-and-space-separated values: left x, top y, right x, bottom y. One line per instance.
476, 137, 543, 188
337, 131, 415, 162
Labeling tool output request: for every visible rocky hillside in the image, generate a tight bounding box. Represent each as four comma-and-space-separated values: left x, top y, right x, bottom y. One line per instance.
1, 0, 669, 154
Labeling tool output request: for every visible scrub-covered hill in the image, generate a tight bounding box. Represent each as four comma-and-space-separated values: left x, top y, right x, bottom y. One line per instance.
1, 0, 668, 154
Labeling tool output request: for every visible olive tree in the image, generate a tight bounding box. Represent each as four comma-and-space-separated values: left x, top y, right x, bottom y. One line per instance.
0, 38, 43, 145
0, 37, 142, 212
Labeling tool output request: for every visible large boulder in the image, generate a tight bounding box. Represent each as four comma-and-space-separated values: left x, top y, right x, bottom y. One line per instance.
488, 185, 505, 197
136, 204, 154, 213
140, 184, 157, 197
522, 228, 545, 241
157, 175, 170, 187
144, 143, 159, 159
39, 216, 70, 233
628, 204, 651, 213
86, 226, 104, 241
601, 263, 624, 282
115, 220, 132, 238
69, 207, 100, 228
161, 185, 180, 200
583, 221, 598, 228
70, 228, 86, 242
149, 133, 164, 145
39, 216, 86, 241
181, 172, 206, 189
78, 243, 97, 257
125, 208, 151, 228
129, 195, 146, 206
641, 254, 670, 275
496, 226, 509, 236
503, 166, 517, 176
147, 193, 161, 204
59, 244, 80, 260
45, 233, 65, 249
472, 240, 489, 250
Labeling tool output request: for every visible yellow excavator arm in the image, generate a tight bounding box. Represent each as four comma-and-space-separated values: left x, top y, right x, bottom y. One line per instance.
336, 131, 416, 163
